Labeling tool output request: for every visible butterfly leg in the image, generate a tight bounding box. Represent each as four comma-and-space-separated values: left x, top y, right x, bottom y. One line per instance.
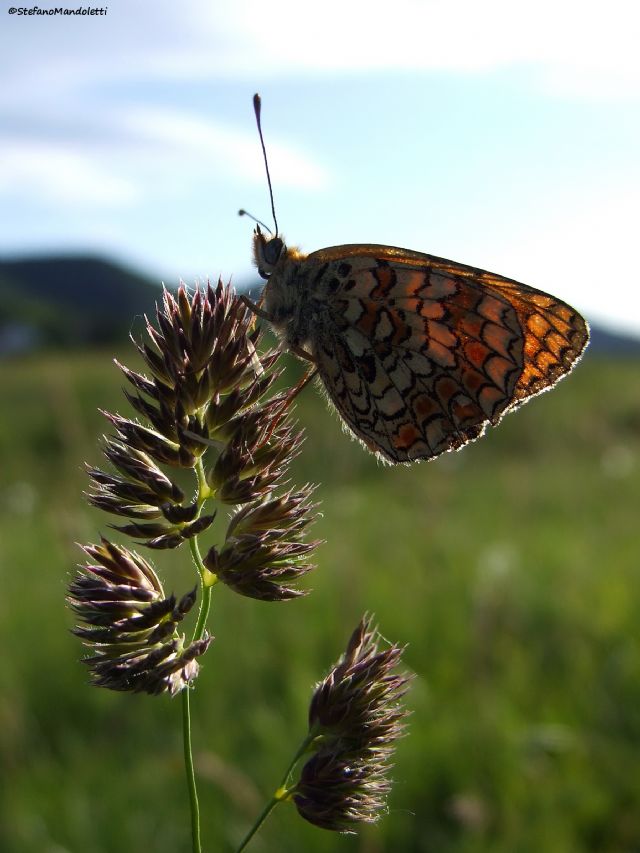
289, 365, 318, 399
241, 294, 272, 322
256, 366, 318, 449
289, 343, 317, 364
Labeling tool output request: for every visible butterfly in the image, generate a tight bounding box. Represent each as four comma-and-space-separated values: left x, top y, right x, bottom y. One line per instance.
242, 95, 589, 465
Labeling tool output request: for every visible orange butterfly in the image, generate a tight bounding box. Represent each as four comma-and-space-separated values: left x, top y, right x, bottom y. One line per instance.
243, 95, 589, 464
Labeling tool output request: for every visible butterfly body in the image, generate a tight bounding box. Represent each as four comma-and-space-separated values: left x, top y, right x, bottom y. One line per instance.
253, 229, 589, 465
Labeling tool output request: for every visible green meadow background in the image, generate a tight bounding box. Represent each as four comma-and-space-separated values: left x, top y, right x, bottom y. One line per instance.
1, 337, 639, 852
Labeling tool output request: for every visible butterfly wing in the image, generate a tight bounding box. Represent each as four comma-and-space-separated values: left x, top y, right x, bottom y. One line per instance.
305, 246, 588, 463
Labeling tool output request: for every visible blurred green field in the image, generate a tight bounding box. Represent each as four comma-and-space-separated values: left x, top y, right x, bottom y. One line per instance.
0, 347, 638, 853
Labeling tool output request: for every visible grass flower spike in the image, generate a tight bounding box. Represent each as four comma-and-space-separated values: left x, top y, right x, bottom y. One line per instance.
68, 538, 211, 695
237, 615, 411, 849
69, 279, 409, 853
294, 615, 412, 831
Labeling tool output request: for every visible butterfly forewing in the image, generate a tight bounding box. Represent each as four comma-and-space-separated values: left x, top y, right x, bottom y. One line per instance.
478, 276, 589, 404
291, 247, 589, 463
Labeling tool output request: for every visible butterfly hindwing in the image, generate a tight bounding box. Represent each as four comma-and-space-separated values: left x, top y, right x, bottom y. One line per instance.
304, 248, 588, 463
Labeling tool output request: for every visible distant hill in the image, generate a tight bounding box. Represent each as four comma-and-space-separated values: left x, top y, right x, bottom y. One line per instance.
0, 253, 638, 357
0, 255, 162, 352
587, 323, 640, 355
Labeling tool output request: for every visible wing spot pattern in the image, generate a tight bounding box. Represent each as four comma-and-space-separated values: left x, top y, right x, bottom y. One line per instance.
283, 251, 590, 463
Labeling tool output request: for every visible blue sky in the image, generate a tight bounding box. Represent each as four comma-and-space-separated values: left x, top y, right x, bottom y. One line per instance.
2, 0, 640, 334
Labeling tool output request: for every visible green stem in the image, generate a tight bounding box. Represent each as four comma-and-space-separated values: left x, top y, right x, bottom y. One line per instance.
235, 730, 318, 852
236, 794, 282, 853
195, 456, 210, 500
182, 686, 202, 853
190, 535, 213, 642
181, 457, 214, 853
191, 457, 216, 642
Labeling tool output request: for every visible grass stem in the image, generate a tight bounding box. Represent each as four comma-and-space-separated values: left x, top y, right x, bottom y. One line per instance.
182, 687, 201, 853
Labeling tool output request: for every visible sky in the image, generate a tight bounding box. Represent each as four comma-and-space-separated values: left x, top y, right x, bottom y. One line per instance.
2, 0, 640, 334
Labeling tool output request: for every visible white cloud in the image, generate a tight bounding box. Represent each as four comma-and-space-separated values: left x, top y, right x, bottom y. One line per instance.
0, 140, 138, 206
0, 103, 328, 210
121, 107, 329, 190
218, 0, 640, 98
2, 0, 640, 99
1, 0, 637, 213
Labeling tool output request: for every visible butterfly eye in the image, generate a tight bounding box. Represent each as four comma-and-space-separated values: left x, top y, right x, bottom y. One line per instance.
252, 227, 285, 278
263, 237, 284, 266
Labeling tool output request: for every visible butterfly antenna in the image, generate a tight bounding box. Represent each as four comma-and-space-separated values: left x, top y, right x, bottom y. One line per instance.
237, 209, 273, 234
253, 93, 279, 237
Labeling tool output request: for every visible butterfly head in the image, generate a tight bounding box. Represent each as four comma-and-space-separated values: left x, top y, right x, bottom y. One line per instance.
253, 225, 286, 279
